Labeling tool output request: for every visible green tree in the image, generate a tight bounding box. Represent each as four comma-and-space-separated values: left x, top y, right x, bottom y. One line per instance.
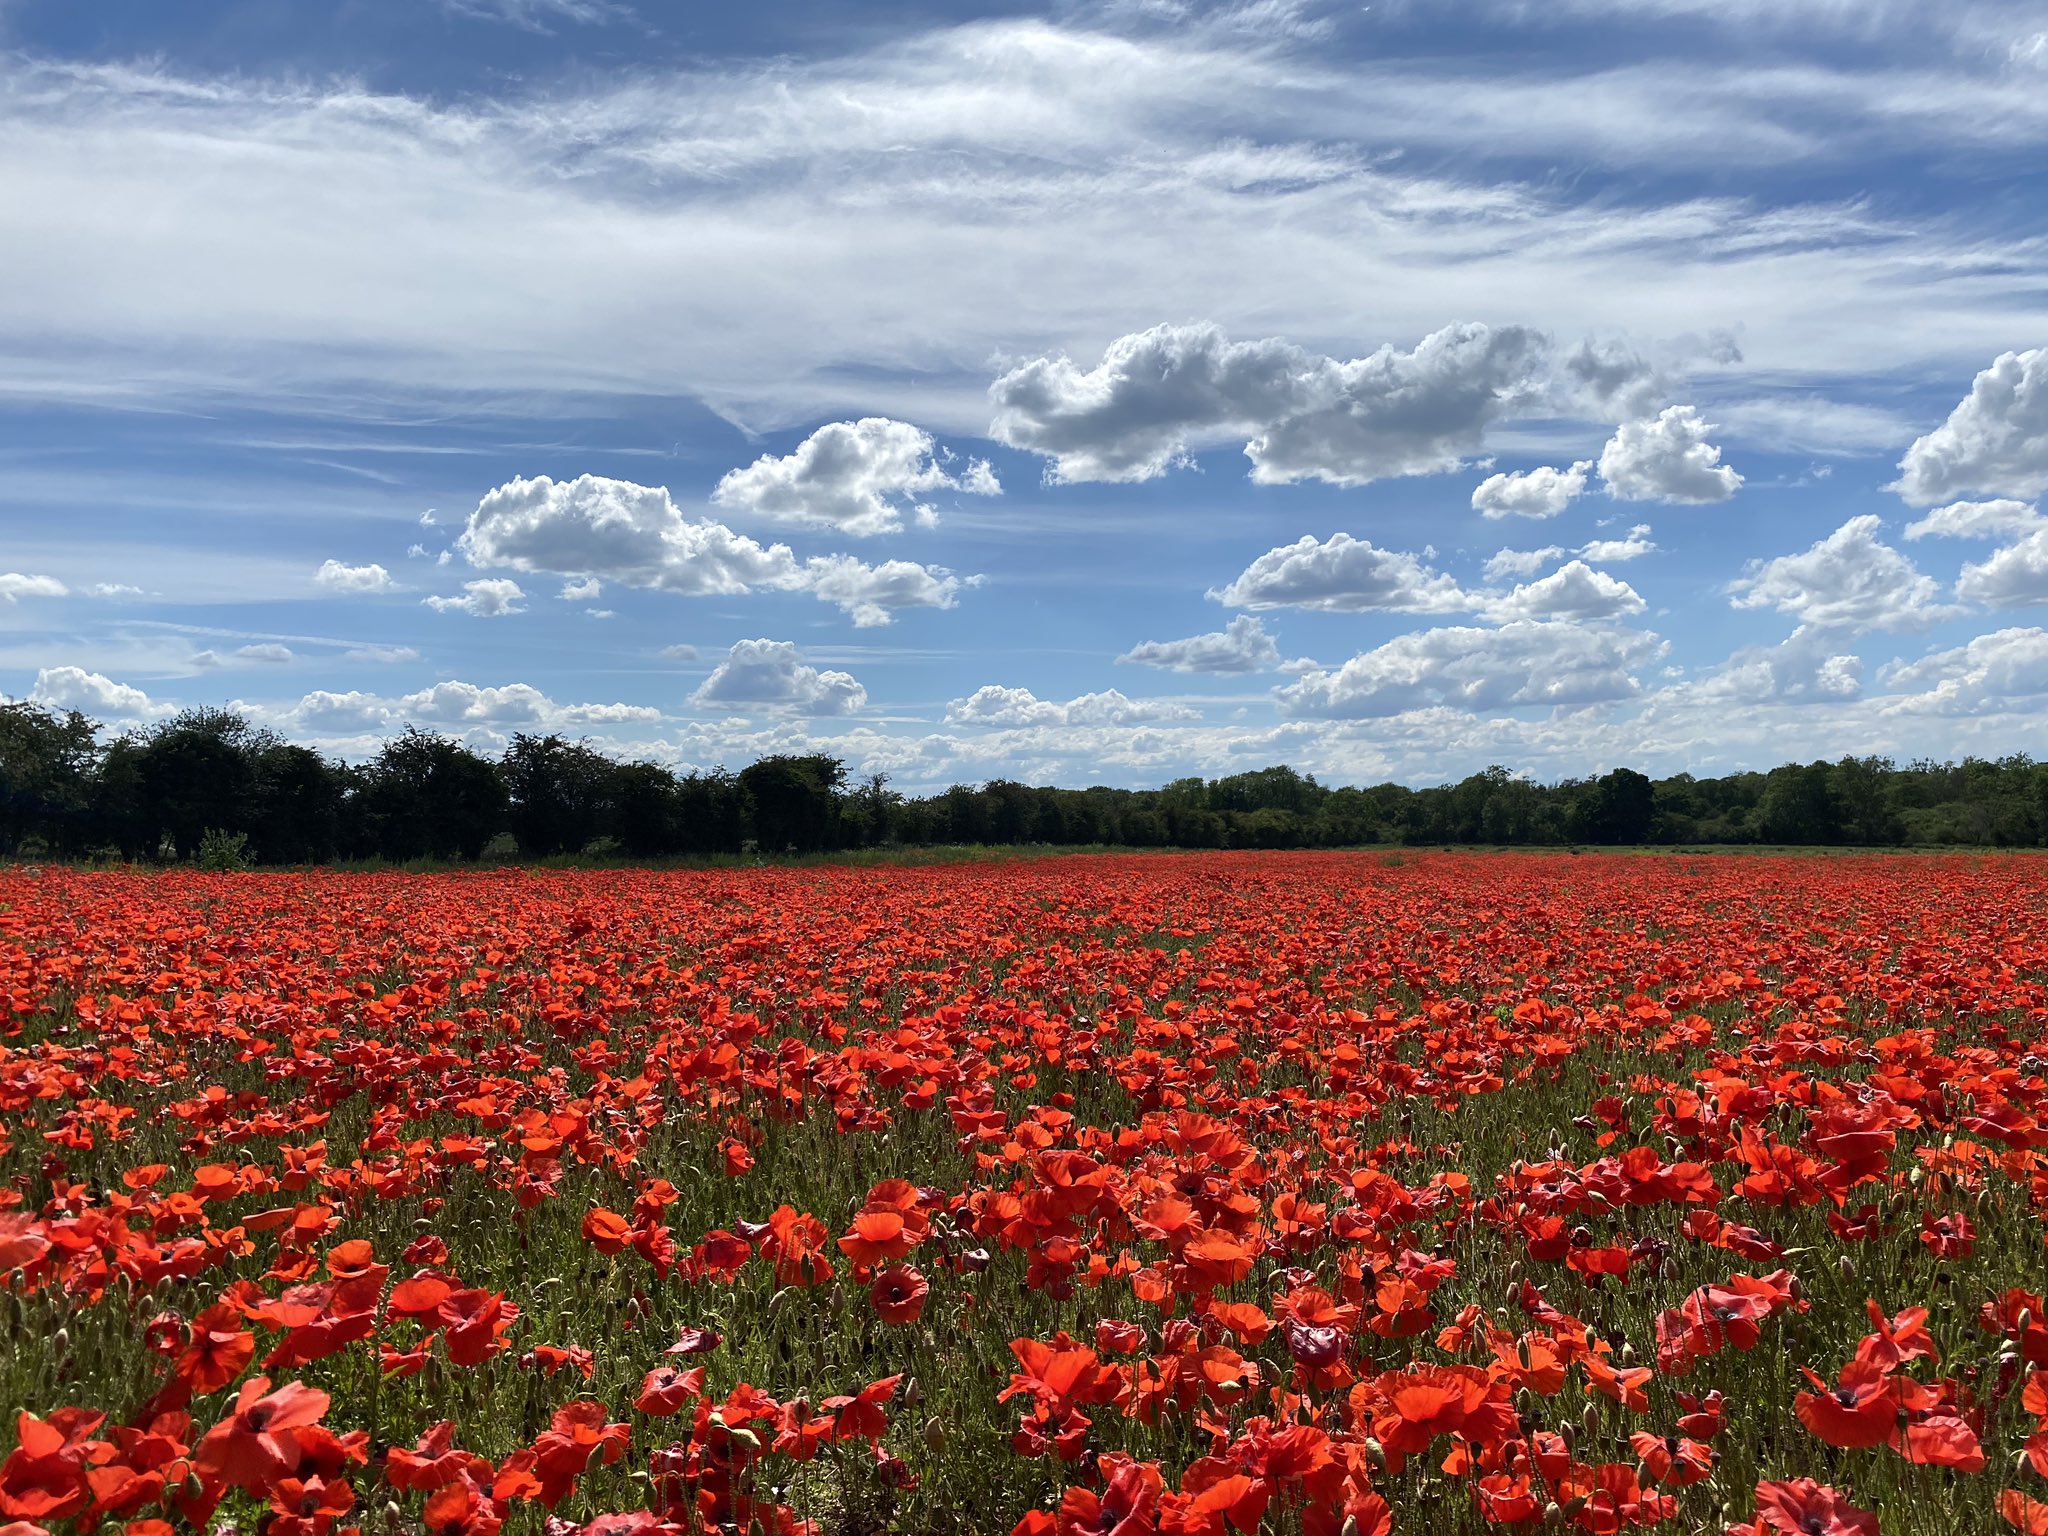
0, 699, 101, 855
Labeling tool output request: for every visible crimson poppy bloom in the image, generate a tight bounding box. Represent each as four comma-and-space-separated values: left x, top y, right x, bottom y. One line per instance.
870, 1263, 930, 1324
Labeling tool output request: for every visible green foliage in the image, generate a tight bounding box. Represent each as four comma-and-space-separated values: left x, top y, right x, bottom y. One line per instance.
195, 826, 252, 871
6, 692, 2048, 865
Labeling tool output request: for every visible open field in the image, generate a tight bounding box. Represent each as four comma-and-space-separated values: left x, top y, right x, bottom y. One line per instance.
3, 851, 2046, 1536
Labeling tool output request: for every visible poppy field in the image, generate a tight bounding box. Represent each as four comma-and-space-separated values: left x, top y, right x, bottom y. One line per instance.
4, 851, 2048, 1536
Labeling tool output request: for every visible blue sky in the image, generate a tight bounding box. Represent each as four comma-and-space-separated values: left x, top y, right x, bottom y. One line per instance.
3, 0, 2046, 791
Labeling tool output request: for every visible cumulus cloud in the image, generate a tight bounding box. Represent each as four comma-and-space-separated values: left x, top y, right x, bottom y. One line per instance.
1212, 533, 1470, 613
1598, 406, 1742, 503
0, 573, 67, 602
1956, 529, 2048, 607
946, 685, 1198, 727
1482, 545, 1568, 581
1689, 628, 1865, 704
461, 474, 802, 593
988, 320, 1549, 486
1118, 614, 1284, 674
314, 559, 396, 594
691, 638, 868, 717
1729, 515, 1949, 633
282, 678, 661, 735
800, 554, 972, 628
1891, 348, 2048, 506
1577, 524, 1658, 563
1561, 338, 1667, 422
234, 643, 294, 663
1273, 621, 1664, 718
713, 417, 998, 536
424, 578, 527, 617
1471, 459, 1593, 519
30, 666, 169, 719
1481, 560, 1646, 622
458, 474, 970, 625
1902, 497, 2043, 540
1882, 627, 2048, 715
559, 576, 602, 601
1485, 525, 1658, 583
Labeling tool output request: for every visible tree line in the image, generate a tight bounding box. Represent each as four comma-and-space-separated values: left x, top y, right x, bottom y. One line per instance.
4, 699, 2048, 865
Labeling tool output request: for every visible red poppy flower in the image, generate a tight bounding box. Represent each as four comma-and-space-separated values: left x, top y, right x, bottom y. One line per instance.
1754, 1478, 1878, 1536
870, 1263, 929, 1325
196, 1377, 331, 1492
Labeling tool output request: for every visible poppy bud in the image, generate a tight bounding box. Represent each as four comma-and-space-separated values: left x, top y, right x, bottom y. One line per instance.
902, 1377, 923, 1408
1838, 1253, 1856, 1282
53, 1327, 69, 1354
1582, 1404, 1598, 1436
923, 1417, 945, 1452
1542, 1503, 1563, 1525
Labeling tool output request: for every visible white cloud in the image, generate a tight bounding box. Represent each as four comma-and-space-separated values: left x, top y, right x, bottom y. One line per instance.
692, 638, 867, 716
1881, 627, 2048, 715
340, 644, 420, 664
1956, 529, 2048, 608
314, 559, 397, 594
1273, 621, 1665, 718
1482, 545, 1569, 581
946, 684, 1197, 727
424, 578, 527, 617
1471, 459, 1593, 519
0, 573, 66, 602
798, 553, 972, 628
1903, 498, 2043, 540
234, 643, 293, 663
988, 320, 1550, 485
1891, 349, 2048, 506
658, 643, 699, 661
1598, 405, 1742, 503
1689, 627, 1865, 704
1481, 560, 1647, 622
1576, 523, 1658, 562
279, 678, 660, 736
29, 666, 169, 719
1561, 338, 1666, 422
461, 474, 803, 594
88, 583, 145, 600
1212, 533, 1470, 613
1118, 614, 1284, 674
441, 0, 628, 30
2, 29, 2045, 447
1728, 514, 1949, 632
558, 576, 602, 601
458, 474, 970, 625
712, 417, 998, 536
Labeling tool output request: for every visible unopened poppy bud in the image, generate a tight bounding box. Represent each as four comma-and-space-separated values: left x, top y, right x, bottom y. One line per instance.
585, 1442, 609, 1475
1542, 1503, 1563, 1525
383, 1501, 403, 1534
1619, 1341, 1635, 1364
53, 1327, 69, 1353
1362, 1436, 1385, 1468
1582, 1404, 1598, 1436
902, 1377, 923, 1408
1838, 1253, 1856, 1282
922, 1417, 945, 1452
